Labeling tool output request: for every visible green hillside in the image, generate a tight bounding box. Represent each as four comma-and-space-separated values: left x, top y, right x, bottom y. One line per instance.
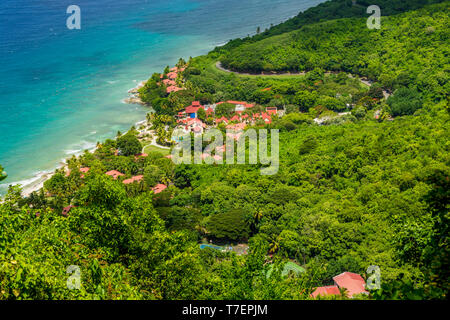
0, 2, 448, 300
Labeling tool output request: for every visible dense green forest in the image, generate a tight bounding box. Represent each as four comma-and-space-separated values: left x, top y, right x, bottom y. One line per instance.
0, 1, 448, 300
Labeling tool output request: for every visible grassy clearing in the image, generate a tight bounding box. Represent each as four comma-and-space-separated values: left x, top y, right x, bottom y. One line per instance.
143, 144, 170, 155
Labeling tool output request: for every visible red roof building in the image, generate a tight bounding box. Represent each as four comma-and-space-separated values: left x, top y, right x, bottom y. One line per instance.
152, 184, 167, 194
266, 107, 277, 115
205, 108, 214, 116
105, 170, 125, 180
215, 116, 228, 124
332, 272, 368, 298
227, 100, 246, 105
229, 115, 240, 122
62, 205, 76, 217
167, 86, 183, 93
167, 72, 177, 79
311, 286, 341, 298
185, 105, 201, 114
163, 79, 176, 86
123, 175, 144, 185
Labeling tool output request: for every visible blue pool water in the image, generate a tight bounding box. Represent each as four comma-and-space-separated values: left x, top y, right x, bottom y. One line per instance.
0, 0, 324, 194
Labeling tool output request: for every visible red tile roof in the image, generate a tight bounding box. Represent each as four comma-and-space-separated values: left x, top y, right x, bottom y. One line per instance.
215, 116, 228, 124
266, 107, 277, 115
163, 79, 176, 86
333, 272, 368, 297
167, 86, 183, 93
62, 205, 76, 216
105, 170, 125, 179
123, 175, 144, 185
152, 184, 167, 194
185, 105, 201, 114
227, 100, 246, 105
311, 286, 341, 298
230, 115, 240, 122
167, 72, 177, 79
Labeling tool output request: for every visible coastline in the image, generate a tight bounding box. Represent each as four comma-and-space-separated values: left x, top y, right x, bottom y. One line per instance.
2, 80, 153, 199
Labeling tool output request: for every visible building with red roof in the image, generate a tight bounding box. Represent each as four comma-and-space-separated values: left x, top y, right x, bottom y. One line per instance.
229, 114, 240, 122
152, 184, 167, 194
205, 108, 214, 116
311, 285, 341, 298
266, 107, 277, 115
310, 272, 368, 299
261, 112, 272, 124
166, 86, 183, 93
163, 79, 176, 86
167, 72, 177, 79
105, 170, 125, 180
62, 205, 76, 217
215, 116, 228, 124
332, 272, 368, 298
227, 100, 247, 105
185, 102, 204, 118
123, 175, 144, 185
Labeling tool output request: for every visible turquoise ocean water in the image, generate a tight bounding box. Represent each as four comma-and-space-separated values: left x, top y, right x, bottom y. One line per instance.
0, 0, 324, 194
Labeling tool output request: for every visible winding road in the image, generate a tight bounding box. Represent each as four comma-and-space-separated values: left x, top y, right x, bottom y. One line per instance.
215, 61, 391, 99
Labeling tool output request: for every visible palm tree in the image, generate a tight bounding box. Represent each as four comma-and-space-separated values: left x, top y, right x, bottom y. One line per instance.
269, 238, 280, 253
253, 210, 263, 221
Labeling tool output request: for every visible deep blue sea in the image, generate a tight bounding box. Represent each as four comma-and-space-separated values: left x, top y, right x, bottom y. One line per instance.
0, 0, 324, 194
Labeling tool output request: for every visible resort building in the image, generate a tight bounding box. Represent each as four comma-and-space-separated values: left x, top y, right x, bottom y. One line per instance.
152, 184, 167, 194
123, 175, 144, 185
166, 72, 177, 80
266, 107, 278, 115
311, 272, 369, 299
185, 101, 204, 118
105, 170, 125, 180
